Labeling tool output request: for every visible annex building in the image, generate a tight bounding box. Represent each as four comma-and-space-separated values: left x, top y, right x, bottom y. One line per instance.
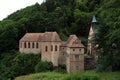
19, 32, 84, 73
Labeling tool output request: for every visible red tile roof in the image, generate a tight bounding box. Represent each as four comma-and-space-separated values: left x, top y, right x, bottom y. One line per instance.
20, 33, 44, 41
41, 32, 61, 42
61, 35, 84, 48
20, 32, 61, 42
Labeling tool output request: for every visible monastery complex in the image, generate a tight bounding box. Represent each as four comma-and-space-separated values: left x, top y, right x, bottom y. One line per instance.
19, 16, 97, 73
19, 32, 84, 73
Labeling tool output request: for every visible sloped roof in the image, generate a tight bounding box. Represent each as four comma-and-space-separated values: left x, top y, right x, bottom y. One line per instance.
20, 32, 62, 42
41, 32, 61, 42
61, 35, 84, 48
20, 33, 44, 42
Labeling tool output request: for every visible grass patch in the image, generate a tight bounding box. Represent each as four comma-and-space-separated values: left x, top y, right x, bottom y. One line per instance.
15, 72, 67, 80
99, 72, 120, 80
15, 71, 120, 80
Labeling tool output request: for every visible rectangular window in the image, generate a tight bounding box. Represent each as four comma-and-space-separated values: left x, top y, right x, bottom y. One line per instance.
36, 43, 38, 48
45, 46, 48, 52
55, 45, 57, 51
28, 42, 30, 48
32, 42, 34, 48
75, 55, 79, 60
24, 42, 26, 48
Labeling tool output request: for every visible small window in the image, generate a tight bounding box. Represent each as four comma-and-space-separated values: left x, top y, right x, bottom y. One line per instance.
55, 45, 57, 51
73, 49, 75, 51
24, 42, 26, 48
79, 49, 81, 51
32, 42, 34, 48
75, 55, 79, 60
45, 46, 48, 52
51, 45, 53, 51
28, 42, 30, 48
36, 42, 38, 48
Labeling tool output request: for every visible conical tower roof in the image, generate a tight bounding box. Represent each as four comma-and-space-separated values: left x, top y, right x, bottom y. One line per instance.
92, 15, 97, 23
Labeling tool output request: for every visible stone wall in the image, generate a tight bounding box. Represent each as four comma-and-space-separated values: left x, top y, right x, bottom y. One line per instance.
41, 42, 62, 66
66, 47, 84, 73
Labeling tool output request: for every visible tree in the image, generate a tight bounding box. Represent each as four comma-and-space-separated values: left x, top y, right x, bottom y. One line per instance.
95, 0, 120, 71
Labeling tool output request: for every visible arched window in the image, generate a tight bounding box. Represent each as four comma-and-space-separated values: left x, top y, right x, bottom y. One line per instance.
45, 46, 48, 52
51, 45, 53, 51
28, 42, 30, 48
36, 42, 38, 48
24, 42, 26, 48
32, 42, 34, 48
55, 45, 57, 51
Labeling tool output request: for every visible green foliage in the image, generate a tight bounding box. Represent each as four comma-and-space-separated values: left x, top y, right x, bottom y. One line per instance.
95, 0, 120, 72
35, 61, 53, 72
0, 20, 18, 52
53, 64, 66, 73
0, 52, 41, 80
12, 53, 41, 76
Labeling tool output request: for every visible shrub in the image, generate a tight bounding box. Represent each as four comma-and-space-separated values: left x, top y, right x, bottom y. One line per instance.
35, 61, 53, 72
53, 64, 66, 73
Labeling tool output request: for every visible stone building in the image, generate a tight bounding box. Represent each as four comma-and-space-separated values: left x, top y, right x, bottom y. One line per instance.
59, 35, 84, 73
19, 31, 84, 73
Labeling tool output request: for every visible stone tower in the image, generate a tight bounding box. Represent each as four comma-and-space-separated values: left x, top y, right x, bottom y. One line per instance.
64, 35, 84, 73
87, 15, 97, 57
